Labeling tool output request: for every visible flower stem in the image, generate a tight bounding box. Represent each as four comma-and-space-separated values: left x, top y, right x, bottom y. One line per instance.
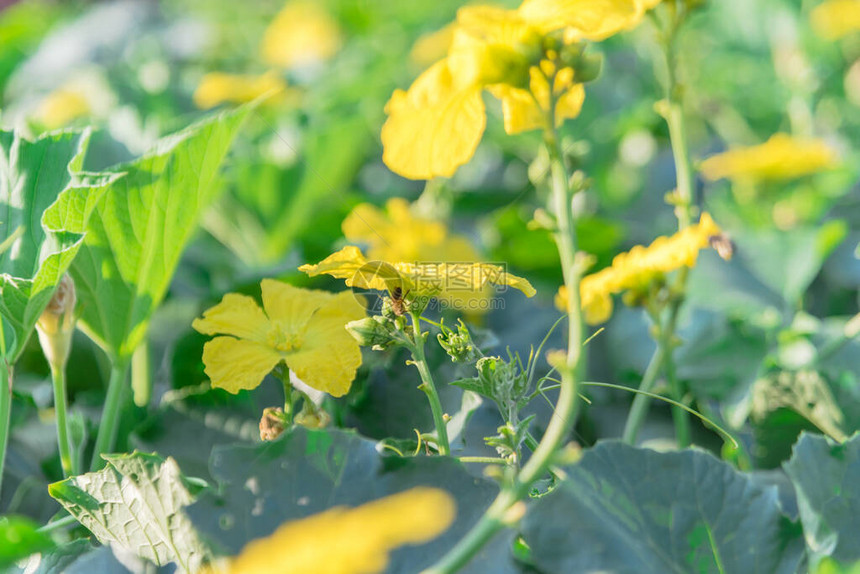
409, 311, 450, 457
621, 342, 666, 444
90, 359, 130, 470
276, 366, 295, 422
0, 360, 11, 498
50, 364, 74, 476
423, 89, 584, 574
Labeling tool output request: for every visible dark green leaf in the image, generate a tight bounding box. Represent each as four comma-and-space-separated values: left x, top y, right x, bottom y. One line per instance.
522, 441, 803, 574
187, 427, 518, 574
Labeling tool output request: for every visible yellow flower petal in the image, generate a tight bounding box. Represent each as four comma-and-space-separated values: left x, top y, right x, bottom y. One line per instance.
201, 336, 282, 393
35, 89, 90, 129
518, 0, 648, 39
811, 0, 860, 40
489, 67, 585, 134
286, 292, 364, 397
395, 262, 537, 298
260, 279, 332, 334
299, 246, 407, 293
410, 23, 457, 68
208, 487, 455, 574
261, 1, 342, 69
192, 72, 286, 109
381, 60, 486, 180
699, 133, 839, 182
192, 293, 271, 343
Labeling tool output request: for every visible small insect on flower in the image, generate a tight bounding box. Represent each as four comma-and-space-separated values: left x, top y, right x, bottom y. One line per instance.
389, 286, 407, 316
708, 233, 735, 261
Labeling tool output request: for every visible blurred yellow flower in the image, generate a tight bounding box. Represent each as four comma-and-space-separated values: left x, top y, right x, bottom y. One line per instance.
342, 198, 480, 264
811, 0, 860, 40
410, 23, 457, 67
343, 198, 497, 312
382, 0, 655, 180
193, 71, 286, 109
192, 280, 364, 397
557, 213, 723, 324
299, 245, 536, 301
199, 487, 455, 574
261, 1, 342, 69
699, 134, 839, 182
34, 88, 90, 129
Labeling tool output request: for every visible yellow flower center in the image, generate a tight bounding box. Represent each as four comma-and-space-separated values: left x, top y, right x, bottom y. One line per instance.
267, 321, 303, 353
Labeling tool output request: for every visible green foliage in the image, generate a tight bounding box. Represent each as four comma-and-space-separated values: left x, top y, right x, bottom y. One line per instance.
48, 451, 209, 573
187, 427, 518, 574
0, 129, 118, 362
70, 106, 250, 360
0, 515, 54, 568
784, 433, 860, 567
522, 441, 804, 573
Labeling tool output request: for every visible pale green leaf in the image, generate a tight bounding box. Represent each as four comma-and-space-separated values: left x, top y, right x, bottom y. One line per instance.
0, 128, 119, 361
48, 452, 209, 573
70, 106, 250, 359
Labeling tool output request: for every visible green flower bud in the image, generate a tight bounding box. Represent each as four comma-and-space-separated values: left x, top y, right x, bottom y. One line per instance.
36, 273, 76, 370
437, 320, 480, 363
346, 316, 398, 350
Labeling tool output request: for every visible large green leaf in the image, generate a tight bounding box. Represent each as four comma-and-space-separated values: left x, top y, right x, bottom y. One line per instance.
0, 129, 118, 361
521, 441, 803, 574
70, 106, 250, 360
48, 452, 209, 573
784, 432, 860, 565
0, 515, 54, 568
187, 427, 519, 574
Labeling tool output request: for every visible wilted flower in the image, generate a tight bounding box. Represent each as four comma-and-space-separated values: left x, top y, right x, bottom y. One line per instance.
557, 213, 724, 324
199, 487, 455, 574
192, 280, 364, 397
699, 134, 839, 182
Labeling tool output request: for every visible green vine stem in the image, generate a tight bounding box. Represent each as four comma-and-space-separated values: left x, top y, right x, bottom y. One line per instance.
422, 82, 584, 574
273, 365, 296, 422
624, 5, 698, 447
0, 359, 11, 497
90, 359, 130, 470
50, 364, 74, 476
409, 311, 450, 457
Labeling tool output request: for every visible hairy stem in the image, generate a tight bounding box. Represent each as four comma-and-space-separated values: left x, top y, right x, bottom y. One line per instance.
410, 311, 450, 456
91, 359, 130, 470
423, 86, 583, 574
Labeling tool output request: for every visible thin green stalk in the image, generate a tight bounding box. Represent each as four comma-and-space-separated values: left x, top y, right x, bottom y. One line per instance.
51, 365, 74, 476
423, 85, 584, 574
409, 311, 450, 456
459, 456, 508, 465
621, 342, 666, 444
275, 365, 295, 422
91, 359, 130, 470
0, 360, 11, 498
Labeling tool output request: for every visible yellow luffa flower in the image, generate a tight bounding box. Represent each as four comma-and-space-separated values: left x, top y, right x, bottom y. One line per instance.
193, 71, 286, 109
192, 280, 364, 397
811, 0, 860, 40
699, 134, 839, 182
261, 1, 342, 69
35, 88, 90, 129
199, 487, 455, 574
342, 198, 481, 264
410, 23, 457, 68
382, 0, 655, 180
557, 213, 723, 324
299, 246, 537, 300
342, 198, 495, 312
